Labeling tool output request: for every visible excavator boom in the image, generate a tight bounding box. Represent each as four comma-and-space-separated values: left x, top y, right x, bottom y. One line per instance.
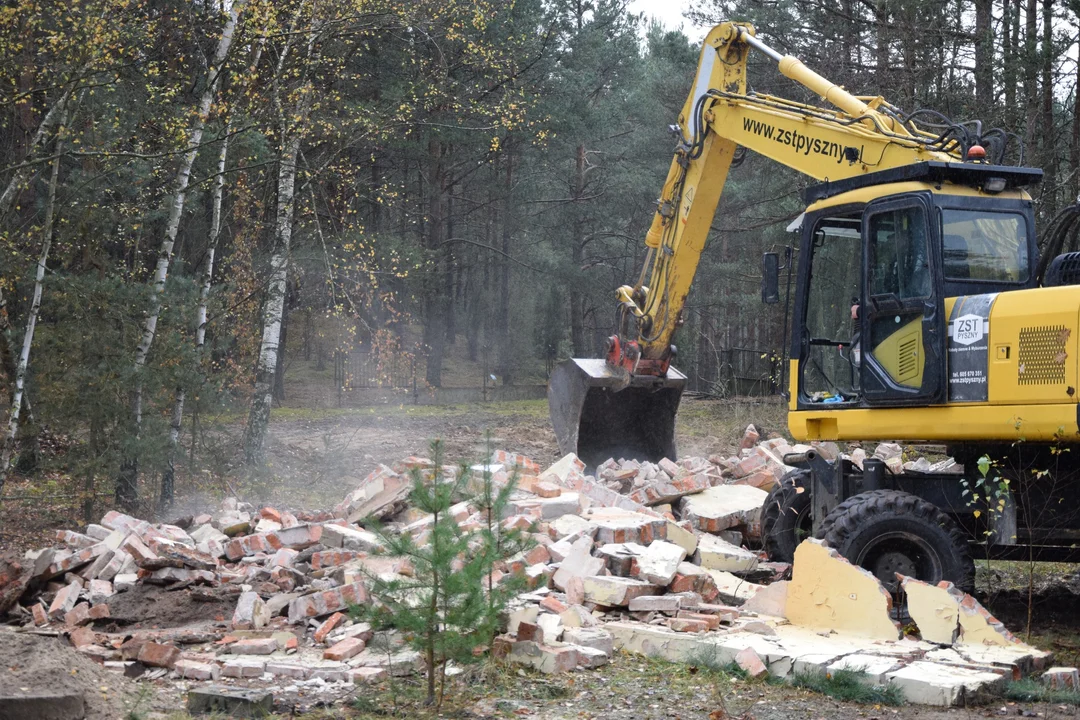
549, 22, 970, 467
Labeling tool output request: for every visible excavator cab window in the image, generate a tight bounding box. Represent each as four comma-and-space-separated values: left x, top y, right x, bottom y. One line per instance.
800, 215, 863, 403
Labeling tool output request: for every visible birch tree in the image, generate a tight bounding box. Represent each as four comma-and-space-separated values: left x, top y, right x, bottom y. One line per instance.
115, 1, 245, 510
0, 119, 65, 493
243, 5, 321, 465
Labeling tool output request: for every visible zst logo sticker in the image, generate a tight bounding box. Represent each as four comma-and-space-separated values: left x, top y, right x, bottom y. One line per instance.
950, 314, 988, 346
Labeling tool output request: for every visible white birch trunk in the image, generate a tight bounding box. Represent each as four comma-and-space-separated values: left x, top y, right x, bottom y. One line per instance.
244, 18, 321, 465
0, 125, 63, 492
244, 131, 302, 464
0, 86, 73, 220
161, 126, 232, 509
116, 2, 243, 510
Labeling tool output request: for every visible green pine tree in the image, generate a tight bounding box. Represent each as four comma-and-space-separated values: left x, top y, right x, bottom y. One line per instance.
355, 439, 533, 708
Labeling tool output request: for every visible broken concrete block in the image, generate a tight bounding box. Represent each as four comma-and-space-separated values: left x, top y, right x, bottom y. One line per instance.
321, 523, 382, 552
559, 604, 597, 628
785, 540, 900, 641
175, 659, 219, 681
562, 627, 614, 655
552, 536, 605, 591
549, 515, 598, 540
508, 605, 539, 635
886, 660, 1006, 706
232, 591, 269, 630
539, 453, 585, 485
664, 521, 698, 555
230, 637, 279, 655
507, 641, 580, 674
704, 569, 762, 605
742, 580, 788, 618
679, 485, 768, 534
535, 613, 563, 644
572, 644, 610, 668
628, 472, 711, 507
221, 657, 266, 678
628, 595, 682, 613
587, 507, 666, 545
597, 542, 647, 576
632, 540, 686, 586
827, 654, 903, 684
187, 686, 273, 717
695, 533, 758, 573
582, 576, 659, 607
606, 621, 706, 663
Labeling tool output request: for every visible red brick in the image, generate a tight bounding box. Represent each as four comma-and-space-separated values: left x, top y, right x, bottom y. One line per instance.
260, 507, 283, 523
31, 603, 48, 626
676, 610, 720, 630
534, 482, 562, 498
323, 636, 365, 661
137, 642, 180, 668
668, 617, 709, 633
309, 550, 361, 570
517, 621, 539, 642
69, 626, 98, 648
492, 634, 514, 659
314, 612, 345, 643
48, 581, 81, 619
64, 603, 92, 627
539, 596, 568, 614
525, 545, 551, 566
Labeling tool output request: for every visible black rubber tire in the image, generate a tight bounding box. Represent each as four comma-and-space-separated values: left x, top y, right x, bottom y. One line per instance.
818, 489, 975, 593
761, 469, 813, 563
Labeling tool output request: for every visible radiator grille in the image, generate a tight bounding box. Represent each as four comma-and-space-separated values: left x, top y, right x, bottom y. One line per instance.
1018, 325, 1070, 385
898, 335, 919, 382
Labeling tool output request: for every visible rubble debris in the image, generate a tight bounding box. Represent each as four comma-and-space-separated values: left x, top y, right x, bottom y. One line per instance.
0, 441, 1044, 712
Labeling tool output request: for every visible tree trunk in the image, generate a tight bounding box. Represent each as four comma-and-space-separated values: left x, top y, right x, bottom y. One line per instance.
1040, 0, 1056, 214
1071, 26, 1080, 202
1024, 0, 1039, 149
161, 128, 231, 511
422, 138, 446, 388
1004, 0, 1016, 117
497, 147, 513, 384
0, 85, 73, 222
569, 143, 586, 356
974, 0, 994, 117
116, 1, 242, 510
245, 130, 302, 465
0, 128, 62, 492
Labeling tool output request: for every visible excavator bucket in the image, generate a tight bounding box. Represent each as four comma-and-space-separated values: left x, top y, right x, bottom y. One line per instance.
548, 358, 687, 470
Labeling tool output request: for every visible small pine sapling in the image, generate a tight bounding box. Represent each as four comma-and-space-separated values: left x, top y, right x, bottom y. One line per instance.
353, 440, 535, 708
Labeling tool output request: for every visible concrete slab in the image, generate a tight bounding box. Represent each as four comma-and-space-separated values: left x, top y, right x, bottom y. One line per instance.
552, 536, 605, 591
696, 533, 758, 573
582, 576, 660, 607
679, 485, 768, 533
704, 569, 762, 604
886, 660, 1006, 706
827, 654, 904, 684
742, 580, 788, 618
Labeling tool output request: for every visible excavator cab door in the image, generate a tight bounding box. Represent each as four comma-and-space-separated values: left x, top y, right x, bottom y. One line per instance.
859, 194, 946, 405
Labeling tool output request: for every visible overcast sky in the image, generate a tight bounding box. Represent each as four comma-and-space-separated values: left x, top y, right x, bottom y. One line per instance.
626, 0, 701, 38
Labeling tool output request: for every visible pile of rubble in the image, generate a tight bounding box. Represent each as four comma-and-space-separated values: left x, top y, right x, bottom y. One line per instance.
0, 431, 1070, 714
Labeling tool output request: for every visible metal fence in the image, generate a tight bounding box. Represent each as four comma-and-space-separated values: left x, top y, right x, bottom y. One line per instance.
690, 346, 780, 397
333, 351, 416, 401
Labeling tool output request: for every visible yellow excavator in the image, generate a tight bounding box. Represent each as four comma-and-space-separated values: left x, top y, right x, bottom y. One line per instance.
548, 22, 1080, 592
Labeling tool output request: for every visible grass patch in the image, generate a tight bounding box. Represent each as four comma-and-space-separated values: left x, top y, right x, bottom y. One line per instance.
1005, 678, 1080, 705
792, 668, 904, 706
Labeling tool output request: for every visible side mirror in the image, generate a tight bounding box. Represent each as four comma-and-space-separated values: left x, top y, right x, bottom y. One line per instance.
761, 252, 780, 304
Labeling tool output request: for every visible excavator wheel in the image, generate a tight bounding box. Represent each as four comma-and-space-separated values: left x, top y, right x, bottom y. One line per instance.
818, 489, 975, 593
761, 469, 812, 564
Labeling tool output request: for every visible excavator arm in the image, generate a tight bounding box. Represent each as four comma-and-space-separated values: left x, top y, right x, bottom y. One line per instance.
549, 22, 968, 469
620, 23, 962, 374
